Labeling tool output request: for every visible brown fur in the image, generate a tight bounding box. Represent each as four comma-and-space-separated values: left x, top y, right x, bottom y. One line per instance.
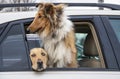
27, 3, 65, 35
64, 30, 78, 67
28, 3, 78, 68
30, 48, 48, 71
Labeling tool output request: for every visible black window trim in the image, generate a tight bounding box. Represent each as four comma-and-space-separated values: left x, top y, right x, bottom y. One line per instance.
101, 16, 120, 70
94, 16, 119, 69
21, 22, 33, 70
0, 23, 9, 37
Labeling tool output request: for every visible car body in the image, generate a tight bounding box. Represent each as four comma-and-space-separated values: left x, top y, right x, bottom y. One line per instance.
0, 3, 120, 79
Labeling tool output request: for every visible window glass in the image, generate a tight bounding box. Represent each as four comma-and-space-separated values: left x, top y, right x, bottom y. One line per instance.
109, 19, 120, 43
26, 34, 42, 50
24, 24, 42, 50
0, 24, 29, 70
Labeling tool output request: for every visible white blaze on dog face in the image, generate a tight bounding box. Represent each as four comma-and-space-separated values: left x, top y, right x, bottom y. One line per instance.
30, 48, 48, 71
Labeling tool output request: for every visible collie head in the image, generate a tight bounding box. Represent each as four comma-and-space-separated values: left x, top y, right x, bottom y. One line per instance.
27, 3, 67, 35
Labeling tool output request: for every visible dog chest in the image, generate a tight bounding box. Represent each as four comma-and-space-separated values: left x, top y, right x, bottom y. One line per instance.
43, 40, 72, 67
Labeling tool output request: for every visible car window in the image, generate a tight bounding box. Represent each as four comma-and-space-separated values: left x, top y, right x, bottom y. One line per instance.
24, 23, 42, 50
25, 21, 105, 69
0, 23, 29, 71
0, 20, 106, 71
74, 22, 105, 68
109, 19, 120, 43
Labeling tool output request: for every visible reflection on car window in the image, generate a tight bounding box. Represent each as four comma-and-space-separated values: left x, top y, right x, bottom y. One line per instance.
109, 19, 120, 43
0, 24, 29, 71
26, 34, 42, 50
24, 23, 42, 50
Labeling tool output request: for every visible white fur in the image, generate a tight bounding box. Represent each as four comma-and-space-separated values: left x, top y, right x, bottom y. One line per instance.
39, 14, 74, 68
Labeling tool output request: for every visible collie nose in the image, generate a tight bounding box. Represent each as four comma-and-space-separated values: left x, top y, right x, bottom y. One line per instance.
37, 60, 43, 68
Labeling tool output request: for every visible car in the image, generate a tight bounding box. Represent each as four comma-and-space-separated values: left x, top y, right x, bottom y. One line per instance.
0, 3, 120, 79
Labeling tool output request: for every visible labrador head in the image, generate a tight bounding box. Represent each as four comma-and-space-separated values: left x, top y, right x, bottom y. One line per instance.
30, 48, 48, 71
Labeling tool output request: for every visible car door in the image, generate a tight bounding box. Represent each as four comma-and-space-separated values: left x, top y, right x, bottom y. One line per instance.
0, 16, 120, 79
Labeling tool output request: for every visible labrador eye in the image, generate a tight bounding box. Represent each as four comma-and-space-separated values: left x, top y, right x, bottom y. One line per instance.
31, 54, 36, 57
41, 52, 45, 56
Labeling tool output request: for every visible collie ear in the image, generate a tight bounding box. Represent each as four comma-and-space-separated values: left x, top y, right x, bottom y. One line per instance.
55, 4, 67, 14
44, 3, 55, 15
36, 3, 44, 8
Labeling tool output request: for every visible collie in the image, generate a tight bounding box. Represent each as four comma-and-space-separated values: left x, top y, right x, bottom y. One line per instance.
27, 3, 78, 68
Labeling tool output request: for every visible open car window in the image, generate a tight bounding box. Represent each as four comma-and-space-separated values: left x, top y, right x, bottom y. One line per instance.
0, 19, 106, 71
74, 22, 105, 68
25, 21, 105, 69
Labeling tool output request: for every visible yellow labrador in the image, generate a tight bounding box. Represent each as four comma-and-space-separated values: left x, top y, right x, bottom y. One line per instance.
30, 48, 48, 71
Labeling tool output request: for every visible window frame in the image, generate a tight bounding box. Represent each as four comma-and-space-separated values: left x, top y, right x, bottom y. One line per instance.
101, 16, 120, 69
0, 23, 9, 36
70, 15, 118, 70
25, 16, 118, 71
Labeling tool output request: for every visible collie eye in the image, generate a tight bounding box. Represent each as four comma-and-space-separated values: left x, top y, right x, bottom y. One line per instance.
31, 54, 36, 57
41, 52, 45, 56
38, 16, 41, 18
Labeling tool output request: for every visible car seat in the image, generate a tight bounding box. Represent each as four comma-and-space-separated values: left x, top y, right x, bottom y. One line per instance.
79, 32, 101, 68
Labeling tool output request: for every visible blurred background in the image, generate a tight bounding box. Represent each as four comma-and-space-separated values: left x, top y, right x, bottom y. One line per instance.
0, 0, 120, 12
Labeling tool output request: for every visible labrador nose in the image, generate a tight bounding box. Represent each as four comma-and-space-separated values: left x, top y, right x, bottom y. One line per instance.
37, 60, 43, 68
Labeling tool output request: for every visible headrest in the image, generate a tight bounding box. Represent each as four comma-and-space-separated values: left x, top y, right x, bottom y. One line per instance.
83, 33, 98, 56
